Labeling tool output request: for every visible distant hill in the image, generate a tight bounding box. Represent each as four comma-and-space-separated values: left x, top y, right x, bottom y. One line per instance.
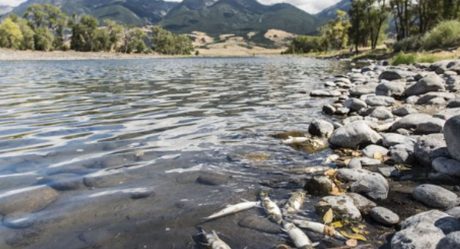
0, 5, 13, 16
315, 0, 351, 25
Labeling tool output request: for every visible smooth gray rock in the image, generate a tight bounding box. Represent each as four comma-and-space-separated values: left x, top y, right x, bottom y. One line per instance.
360, 157, 382, 166
379, 70, 405, 81
310, 90, 341, 97
437, 231, 460, 249
309, 119, 334, 138
348, 158, 362, 169
0, 185, 59, 215
376, 80, 406, 97
344, 98, 368, 112
350, 83, 379, 97
447, 99, 460, 108
2, 212, 35, 229
447, 207, 460, 218
416, 92, 456, 105
390, 143, 415, 164
329, 121, 382, 149
365, 95, 396, 107
415, 118, 445, 134
404, 74, 446, 96
414, 134, 449, 167
413, 184, 459, 209
322, 104, 336, 115
401, 210, 460, 234
337, 168, 389, 200
378, 166, 399, 178
434, 108, 460, 120
392, 224, 444, 249
392, 106, 418, 117
346, 193, 376, 211
432, 157, 460, 177
382, 133, 415, 147
391, 113, 445, 134
335, 106, 350, 115
362, 144, 389, 158
444, 115, 460, 161
317, 195, 362, 220
369, 106, 394, 120
370, 206, 400, 225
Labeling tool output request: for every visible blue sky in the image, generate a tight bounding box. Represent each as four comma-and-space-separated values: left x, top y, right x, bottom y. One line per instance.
0, 0, 341, 13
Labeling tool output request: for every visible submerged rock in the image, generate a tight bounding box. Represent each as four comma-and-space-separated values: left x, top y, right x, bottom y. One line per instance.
196, 172, 230, 186
444, 115, 460, 162
413, 184, 459, 209
329, 121, 382, 149
238, 215, 282, 234
0, 185, 59, 215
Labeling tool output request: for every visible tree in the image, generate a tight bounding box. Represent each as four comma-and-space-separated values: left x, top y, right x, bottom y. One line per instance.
125, 28, 147, 53
151, 26, 193, 55
367, 0, 389, 49
10, 16, 35, 50
390, 0, 414, 40
349, 0, 368, 52
71, 15, 98, 51
34, 27, 54, 51
0, 18, 23, 49
104, 20, 124, 52
320, 10, 351, 50
24, 4, 67, 49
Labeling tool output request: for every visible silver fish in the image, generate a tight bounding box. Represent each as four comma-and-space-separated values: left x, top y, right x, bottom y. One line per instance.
292, 219, 346, 240
282, 221, 313, 249
282, 191, 306, 216
260, 192, 283, 224
200, 228, 232, 249
204, 201, 260, 221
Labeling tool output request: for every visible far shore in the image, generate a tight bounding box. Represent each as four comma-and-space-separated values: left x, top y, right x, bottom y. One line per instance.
0, 47, 286, 61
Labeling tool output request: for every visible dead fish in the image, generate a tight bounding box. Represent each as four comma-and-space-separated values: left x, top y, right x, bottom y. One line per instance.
282, 136, 309, 144
199, 228, 232, 249
260, 192, 283, 224
282, 191, 306, 216
204, 201, 260, 221
288, 166, 330, 175
282, 221, 314, 249
292, 219, 346, 241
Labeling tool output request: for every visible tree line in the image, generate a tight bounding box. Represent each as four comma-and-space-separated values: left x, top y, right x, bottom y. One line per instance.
287, 0, 460, 54
0, 4, 194, 55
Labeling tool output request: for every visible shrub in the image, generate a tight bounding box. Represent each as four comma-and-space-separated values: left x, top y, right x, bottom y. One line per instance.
391, 52, 417, 65
422, 20, 460, 50
285, 35, 324, 54
393, 35, 422, 52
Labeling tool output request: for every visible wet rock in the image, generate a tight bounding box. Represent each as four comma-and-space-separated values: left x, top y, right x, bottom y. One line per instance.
0, 185, 59, 215
432, 157, 460, 177
362, 144, 389, 158
305, 176, 333, 196
437, 231, 460, 249
336, 168, 389, 200
376, 80, 406, 97
316, 195, 362, 220
370, 206, 400, 226
3, 213, 35, 229
308, 119, 334, 138
310, 90, 341, 97
344, 98, 368, 112
392, 106, 418, 117
0, 174, 38, 192
42, 173, 84, 191
444, 115, 460, 161
404, 74, 446, 96
379, 70, 405, 81
346, 193, 376, 212
322, 104, 336, 115
130, 188, 155, 199
414, 134, 449, 167
238, 215, 282, 234
413, 184, 459, 209
390, 143, 415, 164
196, 172, 230, 186
83, 169, 131, 188
382, 133, 415, 147
365, 95, 396, 107
329, 121, 382, 149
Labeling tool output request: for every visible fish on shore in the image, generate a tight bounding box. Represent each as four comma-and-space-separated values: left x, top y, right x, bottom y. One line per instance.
292, 219, 346, 241
288, 166, 331, 175
282, 136, 309, 144
282, 191, 306, 216
282, 221, 314, 249
260, 192, 283, 224
199, 228, 232, 249
203, 201, 260, 221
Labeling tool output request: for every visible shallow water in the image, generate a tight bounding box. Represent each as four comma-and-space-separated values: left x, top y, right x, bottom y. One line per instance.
0, 57, 347, 249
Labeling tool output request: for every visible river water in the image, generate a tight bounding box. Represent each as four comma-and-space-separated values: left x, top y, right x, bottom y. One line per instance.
0, 57, 347, 249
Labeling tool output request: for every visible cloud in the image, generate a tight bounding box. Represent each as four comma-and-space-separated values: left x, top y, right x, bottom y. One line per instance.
0, 0, 341, 13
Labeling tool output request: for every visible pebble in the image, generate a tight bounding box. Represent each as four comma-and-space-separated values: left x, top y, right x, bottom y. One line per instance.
370, 206, 400, 226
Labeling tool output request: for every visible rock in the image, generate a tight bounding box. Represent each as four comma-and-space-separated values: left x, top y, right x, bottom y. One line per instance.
376, 81, 406, 97
378, 166, 399, 178
305, 176, 333, 196
432, 157, 460, 177
447, 99, 460, 108
447, 207, 460, 218
335, 107, 350, 115
3, 213, 35, 229
413, 184, 459, 209
404, 74, 445, 96
346, 193, 376, 211
83, 168, 131, 188
329, 121, 382, 149
379, 70, 405, 81
416, 92, 456, 105
401, 210, 460, 234
365, 95, 396, 107
344, 98, 368, 112
434, 108, 460, 120
348, 158, 362, 169
336, 168, 389, 200
369, 106, 393, 120
360, 157, 382, 166
392, 106, 418, 117
42, 173, 84, 191
370, 206, 400, 226
444, 115, 460, 161
350, 83, 379, 97
308, 119, 334, 138
362, 144, 389, 158
238, 215, 282, 234
391, 113, 445, 134
390, 143, 415, 164
196, 172, 230, 186
322, 104, 336, 115
414, 134, 449, 167
437, 231, 460, 249
391, 224, 445, 249
382, 133, 415, 147
310, 90, 341, 97
316, 195, 362, 220
0, 185, 59, 215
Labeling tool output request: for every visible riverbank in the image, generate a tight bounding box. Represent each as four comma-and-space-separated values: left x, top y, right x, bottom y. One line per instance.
0, 47, 284, 61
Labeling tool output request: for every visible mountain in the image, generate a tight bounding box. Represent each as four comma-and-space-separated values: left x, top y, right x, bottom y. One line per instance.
0, 5, 13, 16
12, 0, 178, 25
315, 0, 351, 25
162, 0, 317, 35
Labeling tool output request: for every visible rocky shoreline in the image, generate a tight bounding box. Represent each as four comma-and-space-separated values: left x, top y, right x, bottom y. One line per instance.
298, 59, 460, 248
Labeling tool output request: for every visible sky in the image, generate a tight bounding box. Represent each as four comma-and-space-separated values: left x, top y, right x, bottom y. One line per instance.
0, 0, 341, 13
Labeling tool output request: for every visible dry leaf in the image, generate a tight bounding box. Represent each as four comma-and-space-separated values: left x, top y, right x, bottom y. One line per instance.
331, 221, 344, 228
346, 239, 358, 247
323, 208, 334, 224
339, 230, 367, 241
323, 225, 336, 237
